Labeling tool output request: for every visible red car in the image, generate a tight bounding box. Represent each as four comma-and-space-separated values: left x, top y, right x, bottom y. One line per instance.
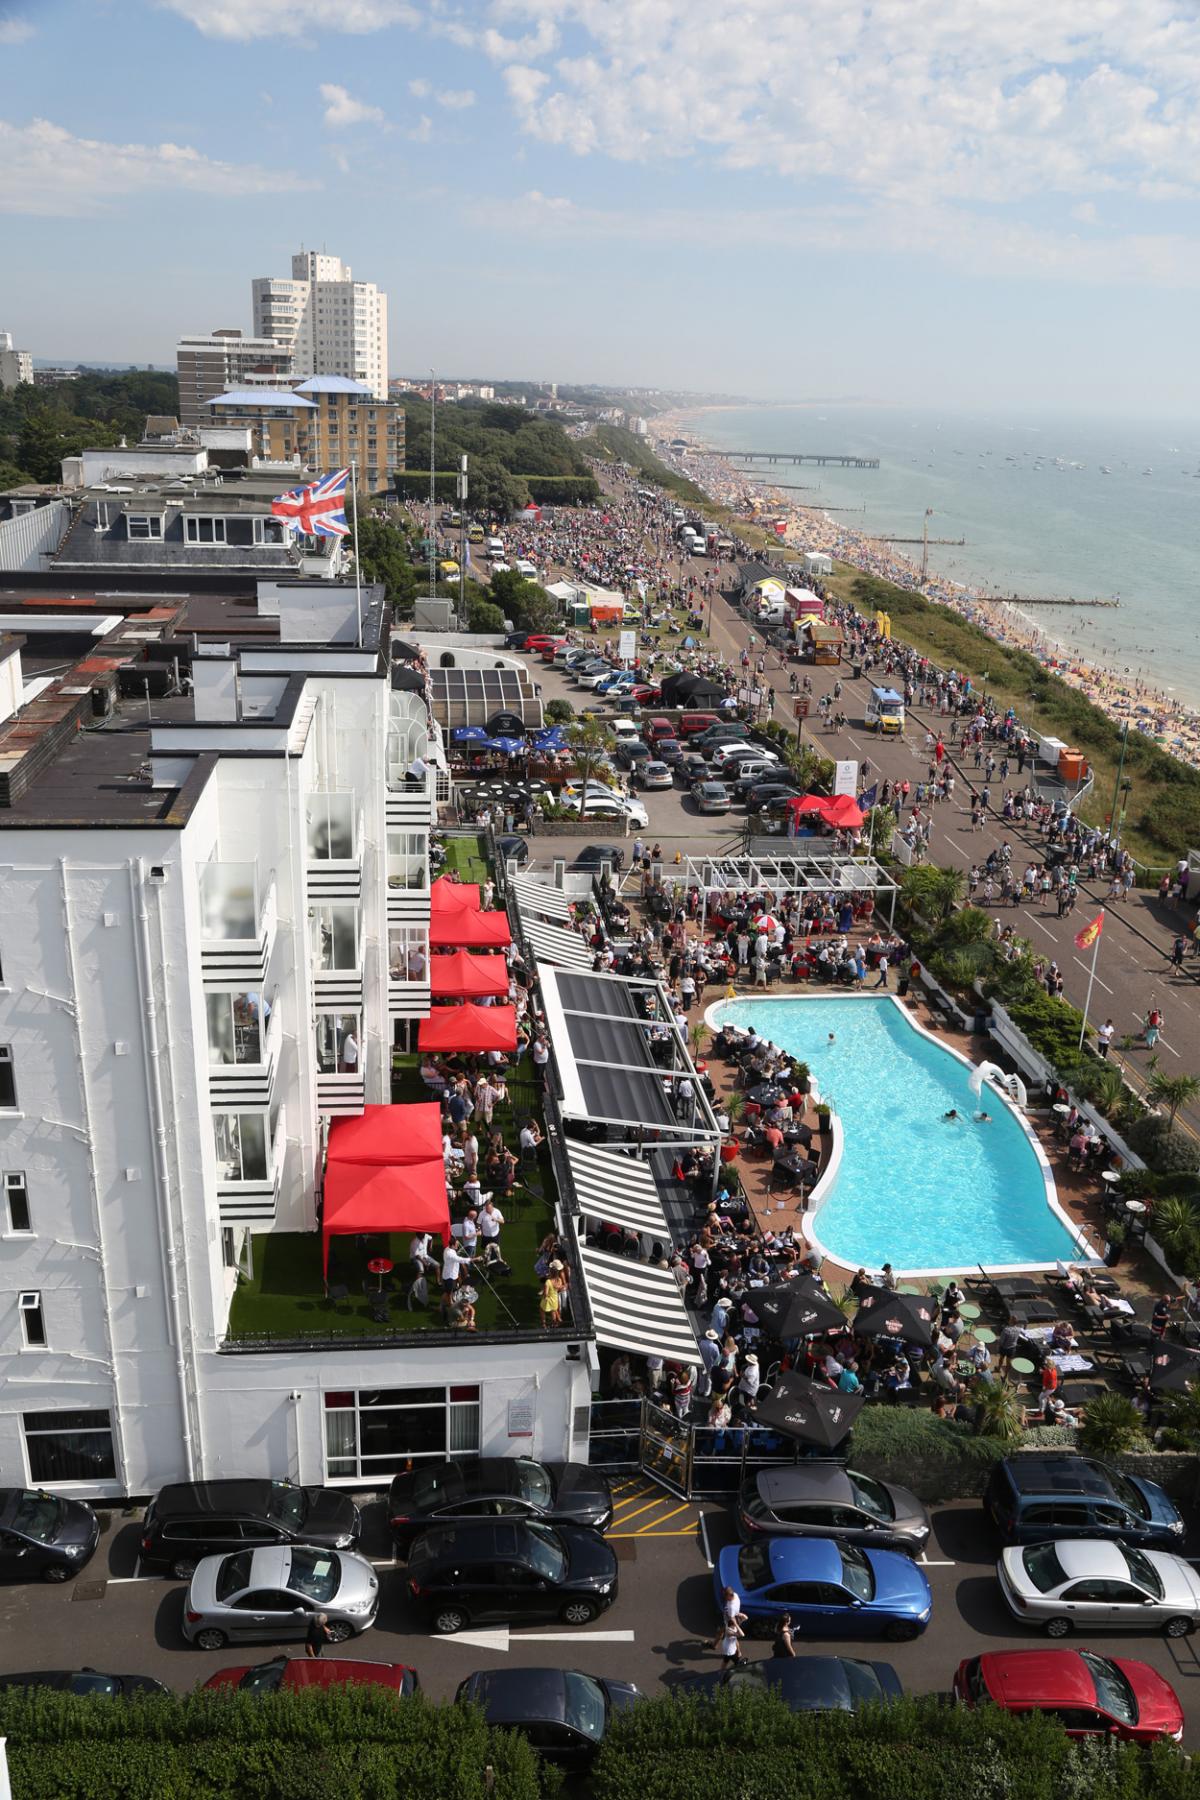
203, 1656, 418, 1697
525, 635, 565, 656
953, 1650, 1183, 1744
632, 683, 661, 703
678, 711, 720, 737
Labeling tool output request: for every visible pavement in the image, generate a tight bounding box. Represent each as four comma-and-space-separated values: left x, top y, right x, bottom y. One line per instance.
9, 1490, 1200, 1743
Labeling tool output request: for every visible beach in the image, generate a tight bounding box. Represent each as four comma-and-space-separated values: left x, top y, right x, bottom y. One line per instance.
648, 410, 1200, 776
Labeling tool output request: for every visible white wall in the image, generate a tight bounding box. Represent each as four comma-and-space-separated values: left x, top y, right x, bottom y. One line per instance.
0, 500, 66, 571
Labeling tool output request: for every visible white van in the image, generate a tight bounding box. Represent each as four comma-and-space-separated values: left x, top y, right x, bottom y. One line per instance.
866, 686, 906, 734
487, 537, 505, 558
514, 559, 538, 580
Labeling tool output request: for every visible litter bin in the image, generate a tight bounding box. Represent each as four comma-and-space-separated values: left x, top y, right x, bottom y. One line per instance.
851, 661, 862, 679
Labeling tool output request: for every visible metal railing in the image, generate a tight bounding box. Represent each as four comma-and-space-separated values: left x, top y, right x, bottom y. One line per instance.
587, 1397, 807, 1497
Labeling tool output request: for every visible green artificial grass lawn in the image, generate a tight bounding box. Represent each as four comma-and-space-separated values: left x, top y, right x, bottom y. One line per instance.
442, 834, 488, 887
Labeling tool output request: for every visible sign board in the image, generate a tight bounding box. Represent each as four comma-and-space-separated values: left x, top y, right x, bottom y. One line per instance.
507, 1398, 534, 1440
833, 759, 858, 797
794, 697, 810, 718
618, 630, 637, 665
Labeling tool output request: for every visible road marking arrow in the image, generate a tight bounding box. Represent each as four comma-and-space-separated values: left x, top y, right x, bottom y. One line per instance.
451, 1629, 512, 1651
448, 1628, 636, 1652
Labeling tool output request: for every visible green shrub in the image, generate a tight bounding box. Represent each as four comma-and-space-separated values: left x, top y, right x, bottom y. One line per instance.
544, 698, 574, 723
1078, 1391, 1147, 1458
1126, 1116, 1200, 1176
849, 1406, 1006, 1499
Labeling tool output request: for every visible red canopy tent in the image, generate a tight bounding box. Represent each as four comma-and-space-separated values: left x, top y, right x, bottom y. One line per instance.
430, 875, 480, 913
428, 950, 509, 1000
418, 1003, 518, 1054
429, 908, 511, 948
787, 793, 865, 830
326, 1103, 443, 1167
322, 1160, 449, 1274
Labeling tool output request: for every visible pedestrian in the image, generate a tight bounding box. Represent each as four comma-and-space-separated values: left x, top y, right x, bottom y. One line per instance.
712, 1584, 747, 1652
305, 1612, 333, 1658
771, 1612, 796, 1658
1097, 1019, 1114, 1058
1144, 1005, 1163, 1049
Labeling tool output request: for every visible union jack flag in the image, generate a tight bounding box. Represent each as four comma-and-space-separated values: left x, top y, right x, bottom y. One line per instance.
271, 468, 350, 538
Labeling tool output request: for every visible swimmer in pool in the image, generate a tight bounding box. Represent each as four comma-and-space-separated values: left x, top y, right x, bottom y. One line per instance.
827, 1033, 836, 1045
943, 1108, 959, 1120
975, 1111, 992, 1122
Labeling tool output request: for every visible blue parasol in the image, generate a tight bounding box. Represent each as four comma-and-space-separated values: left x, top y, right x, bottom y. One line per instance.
452, 726, 489, 743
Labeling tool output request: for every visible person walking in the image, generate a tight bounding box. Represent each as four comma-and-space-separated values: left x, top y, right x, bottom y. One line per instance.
305, 1612, 333, 1658
771, 1613, 797, 1658
1144, 1005, 1163, 1049
712, 1585, 747, 1653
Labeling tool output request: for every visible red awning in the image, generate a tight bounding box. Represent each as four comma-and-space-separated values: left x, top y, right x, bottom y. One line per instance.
418, 1003, 518, 1053
326, 1103, 443, 1167
429, 908, 511, 948
430, 875, 480, 913
787, 793, 865, 830
428, 950, 510, 1000
322, 1160, 450, 1274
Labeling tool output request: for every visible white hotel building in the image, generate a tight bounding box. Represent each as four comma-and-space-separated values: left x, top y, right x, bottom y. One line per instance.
0, 580, 591, 1501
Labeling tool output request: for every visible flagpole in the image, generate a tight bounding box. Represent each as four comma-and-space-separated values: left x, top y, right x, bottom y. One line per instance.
350, 458, 362, 648
1077, 908, 1105, 1050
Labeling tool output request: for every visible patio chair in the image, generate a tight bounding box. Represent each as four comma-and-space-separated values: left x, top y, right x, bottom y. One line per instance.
323, 1281, 350, 1311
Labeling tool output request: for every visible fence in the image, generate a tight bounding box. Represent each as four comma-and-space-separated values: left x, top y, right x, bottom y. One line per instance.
588, 1397, 806, 1499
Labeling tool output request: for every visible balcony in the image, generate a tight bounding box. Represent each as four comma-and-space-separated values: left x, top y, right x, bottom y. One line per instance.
216, 1105, 287, 1227
207, 993, 281, 1108
386, 779, 435, 829
199, 864, 276, 987
316, 1070, 367, 1115
306, 799, 363, 903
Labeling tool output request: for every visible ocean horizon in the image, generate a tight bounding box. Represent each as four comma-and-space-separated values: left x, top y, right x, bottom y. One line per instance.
675, 403, 1200, 708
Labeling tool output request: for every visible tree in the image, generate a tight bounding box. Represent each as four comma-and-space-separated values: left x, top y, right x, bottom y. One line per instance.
1147, 1072, 1200, 1132
901, 863, 964, 922
971, 1379, 1023, 1441
17, 410, 121, 483
0, 460, 32, 490
1155, 1377, 1200, 1451
1078, 1391, 1144, 1458
566, 714, 615, 822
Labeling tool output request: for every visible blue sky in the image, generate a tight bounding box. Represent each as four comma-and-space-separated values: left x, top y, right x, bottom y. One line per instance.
3, 0, 1200, 413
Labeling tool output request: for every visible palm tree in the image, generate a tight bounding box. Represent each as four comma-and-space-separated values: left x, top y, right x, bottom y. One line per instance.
972, 1379, 1024, 1442
566, 715, 616, 823
1155, 1378, 1200, 1452
900, 864, 964, 923
689, 1021, 706, 1061
1147, 1072, 1200, 1132
1079, 1392, 1144, 1458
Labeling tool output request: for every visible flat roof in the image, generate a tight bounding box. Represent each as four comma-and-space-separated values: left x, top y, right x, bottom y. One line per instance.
1, 721, 210, 829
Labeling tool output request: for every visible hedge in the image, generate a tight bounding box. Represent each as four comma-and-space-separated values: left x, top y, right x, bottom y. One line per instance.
0, 1688, 544, 1800
590, 1690, 1200, 1800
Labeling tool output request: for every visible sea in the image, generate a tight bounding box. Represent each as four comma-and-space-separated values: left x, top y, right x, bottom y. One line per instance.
674, 404, 1200, 708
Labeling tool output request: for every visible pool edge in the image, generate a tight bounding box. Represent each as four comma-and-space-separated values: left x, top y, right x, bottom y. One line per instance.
704, 992, 1097, 1279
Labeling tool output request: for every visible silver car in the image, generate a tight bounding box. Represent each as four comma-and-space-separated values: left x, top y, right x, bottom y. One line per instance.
182, 1544, 378, 1651
998, 1539, 1200, 1639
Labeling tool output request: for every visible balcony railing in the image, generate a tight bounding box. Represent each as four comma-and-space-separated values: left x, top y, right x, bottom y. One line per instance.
199, 867, 276, 986
316, 1069, 367, 1115
207, 997, 281, 1108
216, 1105, 286, 1226
307, 806, 364, 902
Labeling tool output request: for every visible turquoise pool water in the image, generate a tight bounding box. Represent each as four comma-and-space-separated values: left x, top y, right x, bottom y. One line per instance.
713, 997, 1080, 1273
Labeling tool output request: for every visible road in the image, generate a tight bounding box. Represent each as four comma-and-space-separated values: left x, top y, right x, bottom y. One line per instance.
10, 1489, 1200, 1745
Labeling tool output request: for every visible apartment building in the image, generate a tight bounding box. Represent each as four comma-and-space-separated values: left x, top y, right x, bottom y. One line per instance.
207, 378, 404, 491
0, 332, 33, 391
0, 577, 582, 1502
176, 330, 294, 428
251, 250, 388, 400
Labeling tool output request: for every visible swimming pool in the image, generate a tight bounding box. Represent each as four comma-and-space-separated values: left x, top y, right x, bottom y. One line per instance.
708, 995, 1083, 1276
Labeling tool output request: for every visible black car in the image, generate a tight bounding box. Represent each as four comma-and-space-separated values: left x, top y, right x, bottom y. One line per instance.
688, 1657, 903, 1713
456, 1667, 639, 1769
745, 781, 803, 812
388, 1457, 613, 1555
0, 1488, 100, 1583
495, 834, 530, 868
503, 631, 531, 650
655, 737, 685, 765
693, 724, 750, 752
0, 1668, 168, 1698
406, 1519, 618, 1634
140, 1479, 361, 1579
613, 741, 651, 771
679, 752, 709, 784
570, 844, 625, 871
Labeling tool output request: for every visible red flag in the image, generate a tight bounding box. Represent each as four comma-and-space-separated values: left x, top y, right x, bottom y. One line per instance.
1074, 913, 1104, 952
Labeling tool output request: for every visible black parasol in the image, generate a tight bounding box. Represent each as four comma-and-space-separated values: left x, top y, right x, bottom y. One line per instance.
852, 1289, 937, 1350
748, 1281, 846, 1341
754, 1371, 865, 1449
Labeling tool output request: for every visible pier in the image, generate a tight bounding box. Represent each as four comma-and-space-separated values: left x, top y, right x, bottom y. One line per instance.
884, 536, 966, 546
702, 450, 881, 469
1005, 596, 1121, 609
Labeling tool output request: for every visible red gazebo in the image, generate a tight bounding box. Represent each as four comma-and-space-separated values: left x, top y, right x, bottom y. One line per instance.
429, 908, 511, 948
787, 793, 865, 831
321, 1101, 450, 1274
430, 875, 480, 913
428, 950, 509, 1000
417, 1003, 518, 1054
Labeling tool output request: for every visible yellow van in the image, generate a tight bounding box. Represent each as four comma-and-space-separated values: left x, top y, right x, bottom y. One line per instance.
439, 559, 460, 581
468, 524, 484, 543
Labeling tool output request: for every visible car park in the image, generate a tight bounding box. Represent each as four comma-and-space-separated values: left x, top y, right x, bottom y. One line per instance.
0, 1668, 169, 1698
140, 1479, 361, 1579
406, 1519, 619, 1635
716, 1537, 932, 1641
182, 1545, 379, 1650
997, 1539, 1200, 1637
692, 780, 731, 813
387, 1457, 613, 1556
737, 1467, 931, 1555
0, 1488, 100, 1583
953, 1650, 1184, 1743
203, 1656, 418, 1696
984, 1456, 1184, 1549
689, 1656, 903, 1713
639, 760, 674, 790
455, 1668, 639, 1770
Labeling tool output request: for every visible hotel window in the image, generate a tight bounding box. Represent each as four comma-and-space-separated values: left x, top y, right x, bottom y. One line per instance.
323, 1385, 480, 1481
23, 1409, 116, 1483
310, 903, 359, 972
205, 991, 266, 1066
388, 925, 427, 983
5, 1172, 30, 1234
306, 792, 355, 859
18, 1291, 45, 1349
212, 1111, 269, 1183
127, 514, 163, 540
185, 516, 227, 544
315, 1012, 360, 1075
0, 1046, 16, 1110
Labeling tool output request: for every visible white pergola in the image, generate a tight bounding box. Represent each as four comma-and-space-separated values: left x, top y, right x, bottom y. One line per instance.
675, 851, 901, 931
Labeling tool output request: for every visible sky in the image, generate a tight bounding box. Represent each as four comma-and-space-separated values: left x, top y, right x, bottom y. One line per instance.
4, 0, 1200, 414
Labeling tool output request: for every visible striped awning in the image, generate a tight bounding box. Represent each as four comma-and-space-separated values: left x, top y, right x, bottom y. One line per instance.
511, 875, 571, 921
565, 1140, 669, 1239
577, 1245, 700, 1365
520, 916, 594, 970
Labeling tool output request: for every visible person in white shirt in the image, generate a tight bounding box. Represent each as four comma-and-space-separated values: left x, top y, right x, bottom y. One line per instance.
409, 1232, 436, 1277
480, 1199, 505, 1244
737, 1354, 761, 1403
440, 1241, 462, 1295
339, 1029, 359, 1073
456, 1210, 478, 1254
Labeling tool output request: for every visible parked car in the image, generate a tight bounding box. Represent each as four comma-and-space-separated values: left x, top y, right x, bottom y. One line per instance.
693, 723, 749, 751
631, 683, 661, 703
639, 760, 674, 790
613, 741, 651, 772
524, 635, 565, 656
731, 760, 788, 797
678, 713, 721, 737
715, 1537, 932, 1641
737, 1467, 930, 1556
610, 718, 642, 742
644, 717, 676, 746
997, 1539, 1200, 1637
655, 737, 684, 765
203, 1655, 418, 1696
687, 1656, 903, 1713
141, 1480, 361, 1579
575, 666, 616, 690
711, 741, 778, 773
984, 1456, 1184, 1549
569, 845, 625, 871
559, 787, 648, 828
0, 1488, 100, 1584
495, 834, 529, 868
456, 1668, 639, 1770
745, 781, 803, 812
680, 752, 708, 785
406, 1520, 618, 1634
0, 1668, 168, 1698
692, 780, 731, 814
182, 1545, 379, 1651
503, 631, 530, 650
953, 1649, 1184, 1743
387, 1458, 613, 1556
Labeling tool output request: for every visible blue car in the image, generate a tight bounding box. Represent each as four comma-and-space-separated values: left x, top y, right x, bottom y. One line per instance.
715, 1537, 932, 1643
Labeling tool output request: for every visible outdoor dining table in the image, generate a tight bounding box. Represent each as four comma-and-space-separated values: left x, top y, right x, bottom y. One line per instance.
1009, 1356, 1036, 1378
970, 1326, 996, 1344
959, 1301, 982, 1320
747, 1082, 787, 1106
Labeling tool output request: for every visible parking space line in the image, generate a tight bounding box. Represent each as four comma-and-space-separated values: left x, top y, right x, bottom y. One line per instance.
699, 1513, 714, 1568
609, 1526, 697, 1538
918, 1558, 956, 1567
610, 1495, 673, 1525
106, 1575, 158, 1583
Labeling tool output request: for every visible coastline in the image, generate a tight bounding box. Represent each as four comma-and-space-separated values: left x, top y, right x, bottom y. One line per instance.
648, 411, 1200, 777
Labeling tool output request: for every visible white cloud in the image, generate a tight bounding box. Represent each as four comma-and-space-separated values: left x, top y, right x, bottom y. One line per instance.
436, 88, 476, 110
157, 0, 418, 41
0, 17, 34, 44
409, 115, 434, 144
408, 77, 431, 97
0, 116, 316, 215
320, 83, 385, 128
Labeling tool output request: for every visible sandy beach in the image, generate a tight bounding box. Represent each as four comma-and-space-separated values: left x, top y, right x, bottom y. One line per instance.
649, 412, 1200, 776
